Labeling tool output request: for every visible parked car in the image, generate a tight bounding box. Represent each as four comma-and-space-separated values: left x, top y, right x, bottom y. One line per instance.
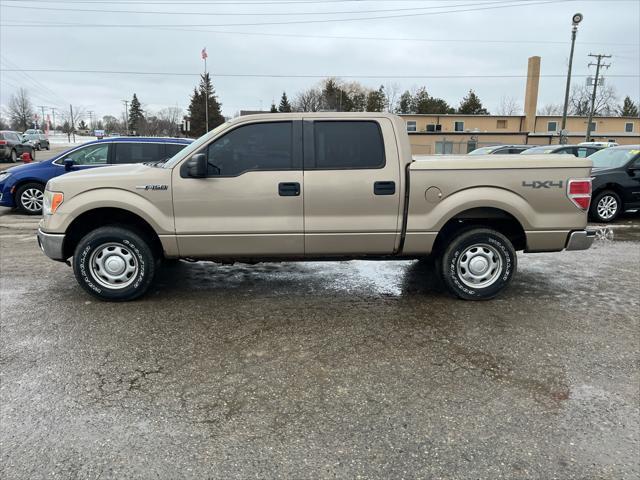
468, 145, 533, 155
520, 144, 604, 157
588, 145, 640, 222
23, 129, 44, 135
0, 130, 36, 163
579, 141, 619, 148
0, 137, 192, 214
22, 132, 50, 151
37, 113, 594, 302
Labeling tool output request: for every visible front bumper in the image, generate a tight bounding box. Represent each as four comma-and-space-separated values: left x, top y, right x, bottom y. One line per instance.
36, 228, 66, 261
565, 230, 596, 251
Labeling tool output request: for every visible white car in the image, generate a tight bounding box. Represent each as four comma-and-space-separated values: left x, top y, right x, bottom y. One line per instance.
579, 141, 618, 148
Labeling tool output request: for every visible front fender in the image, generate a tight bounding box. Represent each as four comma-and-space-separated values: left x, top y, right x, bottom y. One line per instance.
41, 188, 174, 234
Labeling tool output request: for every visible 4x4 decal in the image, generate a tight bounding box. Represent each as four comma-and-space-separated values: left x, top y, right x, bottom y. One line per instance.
522, 180, 563, 189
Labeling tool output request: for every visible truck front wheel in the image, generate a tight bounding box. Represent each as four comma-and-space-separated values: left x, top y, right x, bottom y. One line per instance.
72, 226, 156, 301
440, 228, 516, 300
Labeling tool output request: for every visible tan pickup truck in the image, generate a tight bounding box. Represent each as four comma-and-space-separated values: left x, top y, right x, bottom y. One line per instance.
37, 113, 595, 301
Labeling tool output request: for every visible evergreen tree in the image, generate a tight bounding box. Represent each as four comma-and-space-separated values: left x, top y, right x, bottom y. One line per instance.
128, 93, 144, 134
187, 73, 224, 137
78, 120, 88, 130
321, 78, 341, 111
270, 102, 278, 113
619, 96, 639, 117
278, 92, 292, 112
398, 90, 414, 114
457, 89, 489, 114
366, 85, 386, 112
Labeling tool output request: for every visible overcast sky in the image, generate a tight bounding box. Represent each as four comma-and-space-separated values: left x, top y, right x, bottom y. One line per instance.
1, 0, 639, 123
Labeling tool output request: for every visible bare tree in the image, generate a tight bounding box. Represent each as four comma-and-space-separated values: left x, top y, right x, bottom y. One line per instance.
538, 103, 563, 115
569, 84, 618, 116
294, 87, 322, 112
384, 82, 401, 113
496, 96, 521, 115
7, 88, 34, 131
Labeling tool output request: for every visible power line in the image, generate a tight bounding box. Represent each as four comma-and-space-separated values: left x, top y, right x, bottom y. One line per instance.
0, 0, 518, 17
2, 68, 638, 79
0, 0, 572, 28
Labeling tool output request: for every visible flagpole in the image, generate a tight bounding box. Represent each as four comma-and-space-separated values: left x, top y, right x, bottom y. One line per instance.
203, 51, 209, 133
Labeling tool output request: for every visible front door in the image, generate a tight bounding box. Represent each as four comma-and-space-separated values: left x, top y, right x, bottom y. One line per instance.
302, 118, 402, 255
172, 120, 304, 257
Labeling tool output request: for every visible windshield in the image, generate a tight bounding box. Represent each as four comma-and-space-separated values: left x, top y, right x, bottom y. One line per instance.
163, 122, 230, 168
590, 147, 639, 169
468, 146, 499, 155
521, 146, 556, 154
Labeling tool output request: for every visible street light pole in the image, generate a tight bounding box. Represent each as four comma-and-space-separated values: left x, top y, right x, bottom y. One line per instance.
560, 13, 583, 145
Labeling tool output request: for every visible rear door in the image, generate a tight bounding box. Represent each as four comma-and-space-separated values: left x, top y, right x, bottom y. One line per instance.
302, 118, 402, 255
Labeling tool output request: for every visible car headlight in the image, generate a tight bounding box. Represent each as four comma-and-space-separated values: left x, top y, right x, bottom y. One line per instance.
43, 190, 64, 215
0, 172, 11, 183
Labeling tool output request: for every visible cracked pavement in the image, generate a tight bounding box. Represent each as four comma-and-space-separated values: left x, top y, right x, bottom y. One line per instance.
1, 210, 639, 479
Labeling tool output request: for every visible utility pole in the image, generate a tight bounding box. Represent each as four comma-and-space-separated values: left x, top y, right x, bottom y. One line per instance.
87, 110, 95, 130
560, 13, 583, 144
122, 100, 129, 135
69, 104, 76, 142
202, 47, 209, 133
585, 53, 611, 142
37, 105, 49, 131
50, 107, 57, 131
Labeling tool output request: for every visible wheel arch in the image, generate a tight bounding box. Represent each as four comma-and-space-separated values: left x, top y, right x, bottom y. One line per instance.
432, 207, 527, 254
63, 207, 164, 259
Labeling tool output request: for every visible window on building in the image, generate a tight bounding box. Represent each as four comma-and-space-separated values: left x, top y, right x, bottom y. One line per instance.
496, 119, 507, 129
313, 121, 385, 169
406, 121, 417, 132
589, 122, 597, 131
206, 121, 293, 176
435, 141, 453, 154
547, 121, 557, 132
454, 121, 464, 132
426, 124, 442, 132
625, 122, 634, 133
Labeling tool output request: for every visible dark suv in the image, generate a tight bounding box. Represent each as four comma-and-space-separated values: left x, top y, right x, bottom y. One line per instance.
589, 145, 640, 222
0, 131, 36, 162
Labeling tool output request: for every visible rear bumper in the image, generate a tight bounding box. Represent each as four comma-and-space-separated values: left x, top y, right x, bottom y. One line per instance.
565, 229, 596, 251
36, 228, 66, 261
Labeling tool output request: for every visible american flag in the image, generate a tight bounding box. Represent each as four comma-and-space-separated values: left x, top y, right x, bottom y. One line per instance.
201, 47, 208, 60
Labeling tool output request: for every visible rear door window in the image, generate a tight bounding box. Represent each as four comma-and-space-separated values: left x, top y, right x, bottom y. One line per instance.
113, 142, 165, 164
311, 121, 385, 169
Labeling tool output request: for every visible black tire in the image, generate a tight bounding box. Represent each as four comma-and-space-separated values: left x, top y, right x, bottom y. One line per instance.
440, 228, 517, 300
45, 144, 50, 150
10, 149, 17, 163
35, 143, 41, 151
15, 182, 44, 215
73, 226, 156, 301
590, 190, 621, 223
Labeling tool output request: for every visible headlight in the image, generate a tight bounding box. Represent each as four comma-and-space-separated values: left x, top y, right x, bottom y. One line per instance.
0, 172, 11, 183
43, 190, 64, 215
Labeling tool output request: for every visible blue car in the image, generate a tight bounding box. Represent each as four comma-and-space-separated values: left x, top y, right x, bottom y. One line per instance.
0, 137, 192, 214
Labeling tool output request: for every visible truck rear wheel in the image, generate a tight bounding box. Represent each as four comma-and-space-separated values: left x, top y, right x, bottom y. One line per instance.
440, 228, 516, 300
72, 226, 156, 301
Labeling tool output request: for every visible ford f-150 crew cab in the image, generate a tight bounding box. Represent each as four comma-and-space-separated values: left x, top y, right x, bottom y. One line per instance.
37, 113, 595, 301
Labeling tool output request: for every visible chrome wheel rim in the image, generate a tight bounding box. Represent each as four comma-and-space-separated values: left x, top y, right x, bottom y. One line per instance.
20, 188, 43, 212
89, 242, 139, 289
456, 243, 503, 289
597, 195, 617, 220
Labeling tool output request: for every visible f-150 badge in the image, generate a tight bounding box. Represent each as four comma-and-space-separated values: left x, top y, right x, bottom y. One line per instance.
136, 184, 168, 191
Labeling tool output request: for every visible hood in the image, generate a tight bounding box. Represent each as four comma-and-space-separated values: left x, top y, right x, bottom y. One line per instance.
2, 159, 53, 174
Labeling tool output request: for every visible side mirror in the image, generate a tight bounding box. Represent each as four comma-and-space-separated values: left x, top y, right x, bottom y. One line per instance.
64, 159, 75, 171
184, 153, 207, 178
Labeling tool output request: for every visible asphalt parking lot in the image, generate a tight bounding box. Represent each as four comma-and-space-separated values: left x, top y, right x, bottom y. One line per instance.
1, 211, 638, 479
